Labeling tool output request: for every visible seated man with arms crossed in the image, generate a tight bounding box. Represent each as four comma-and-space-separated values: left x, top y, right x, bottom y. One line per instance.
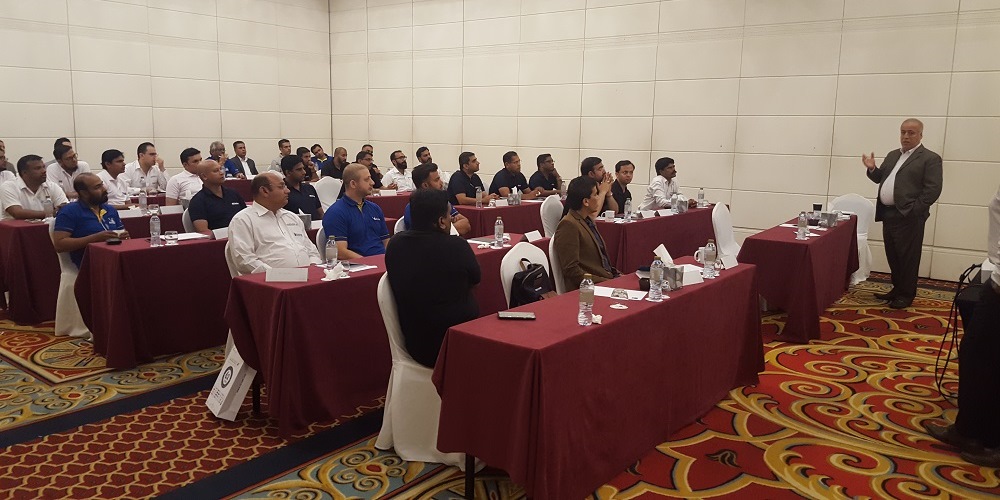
188, 159, 247, 233
227, 172, 321, 275
554, 176, 620, 291
1, 154, 69, 220
165, 148, 203, 206
401, 163, 471, 236
52, 172, 130, 268
385, 188, 481, 368
322, 163, 390, 259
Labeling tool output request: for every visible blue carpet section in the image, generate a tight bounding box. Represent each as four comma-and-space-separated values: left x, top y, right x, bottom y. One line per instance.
157, 409, 384, 500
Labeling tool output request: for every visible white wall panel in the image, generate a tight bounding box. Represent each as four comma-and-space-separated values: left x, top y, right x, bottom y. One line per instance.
660, 0, 745, 31
413, 88, 462, 116
732, 154, 831, 195
412, 0, 463, 25
0, 68, 73, 104
220, 82, 278, 112
152, 108, 221, 138
517, 117, 581, 149
463, 87, 518, 116
520, 48, 584, 85
738, 76, 837, 116
582, 82, 655, 117
745, 0, 844, 25
518, 85, 583, 117
663, 152, 735, 190
652, 116, 736, 153
655, 38, 743, 80
580, 117, 653, 151
948, 72, 1000, 117
76, 105, 154, 138
736, 116, 834, 156
585, 3, 660, 38
836, 73, 951, 116
72, 72, 152, 107
840, 26, 957, 74
943, 117, 1000, 163
148, 8, 218, 41
520, 11, 585, 43
741, 31, 841, 77
583, 44, 656, 83
654, 79, 739, 116
413, 116, 463, 144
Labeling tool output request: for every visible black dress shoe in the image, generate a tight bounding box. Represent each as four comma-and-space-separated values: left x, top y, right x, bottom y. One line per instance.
874, 290, 896, 301
925, 422, 983, 452
889, 297, 913, 309
961, 447, 1000, 467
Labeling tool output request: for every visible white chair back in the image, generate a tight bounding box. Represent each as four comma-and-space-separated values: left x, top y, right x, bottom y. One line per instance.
829, 193, 875, 236
711, 203, 741, 258
160, 205, 184, 215
315, 227, 327, 256
223, 240, 240, 278
48, 219, 90, 338
500, 242, 551, 307
548, 235, 566, 294
540, 195, 562, 237
376, 273, 415, 363
314, 177, 342, 211
182, 209, 195, 232
48, 219, 76, 276
394, 217, 406, 235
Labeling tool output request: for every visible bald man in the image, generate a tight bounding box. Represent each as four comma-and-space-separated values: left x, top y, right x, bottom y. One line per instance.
52, 172, 129, 269
322, 163, 389, 259
188, 159, 247, 232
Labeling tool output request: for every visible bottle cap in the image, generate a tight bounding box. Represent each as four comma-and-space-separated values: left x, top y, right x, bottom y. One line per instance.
584, 273, 592, 279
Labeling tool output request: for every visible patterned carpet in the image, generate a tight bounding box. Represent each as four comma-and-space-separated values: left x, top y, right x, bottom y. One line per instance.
2, 275, 999, 499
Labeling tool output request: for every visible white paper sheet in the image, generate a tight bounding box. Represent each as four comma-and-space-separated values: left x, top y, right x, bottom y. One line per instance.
176, 232, 210, 241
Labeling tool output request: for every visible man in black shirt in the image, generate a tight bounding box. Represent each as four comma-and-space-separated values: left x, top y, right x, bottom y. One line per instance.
385, 189, 481, 368
188, 160, 247, 232
356, 150, 383, 189
611, 160, 635, 213
320, 147, 346, 179
488, 151, 543, 200
281, 154, 323, 220
529, 153, 561, 196
447, 151, 497, 206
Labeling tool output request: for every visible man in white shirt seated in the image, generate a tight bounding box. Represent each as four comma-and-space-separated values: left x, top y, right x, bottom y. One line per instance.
226, 172, 321, 275
96, 149, 129, 209
124, 142, 169, 192
641, 156, 697, 211
0, 154, 70, 220
383, 150, 415, 192
270, 139, 291, 173
165, 148, 204, 206
47, 144, 91, 200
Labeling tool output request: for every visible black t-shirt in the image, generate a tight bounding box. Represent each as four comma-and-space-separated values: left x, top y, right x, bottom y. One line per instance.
447, 171, 485, 206
284, 182, 323, 219
611, 181, 632, 214
322, 162, 345, 179
187, 186, 247, 230
369, 165, 383, 189
385, 230, 481, 368
529, 170, 558, 191
488, 168, 529, 196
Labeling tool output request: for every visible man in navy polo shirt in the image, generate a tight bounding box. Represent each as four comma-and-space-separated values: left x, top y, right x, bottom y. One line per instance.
322, 163, 389, 258
281, 154, 323, 220
488, 150, 543, 200
52, 172, 129, 268
188, 160, 247, 233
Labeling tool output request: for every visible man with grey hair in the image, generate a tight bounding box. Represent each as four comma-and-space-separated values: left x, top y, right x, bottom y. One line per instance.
208, 141, 228, 168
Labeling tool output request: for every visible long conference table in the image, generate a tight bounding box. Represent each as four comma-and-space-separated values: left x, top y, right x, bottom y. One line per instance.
455, 202, 545, 238
433, 257, 764, 499
225, 235, 550, 436
595, 205, 716, 273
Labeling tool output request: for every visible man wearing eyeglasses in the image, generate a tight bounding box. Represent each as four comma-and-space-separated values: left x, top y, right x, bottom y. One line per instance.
47, 144, 91, 199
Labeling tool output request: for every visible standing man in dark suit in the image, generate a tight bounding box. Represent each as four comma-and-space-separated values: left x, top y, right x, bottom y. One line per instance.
862, 118, 942, 309
225, 141, 257, 178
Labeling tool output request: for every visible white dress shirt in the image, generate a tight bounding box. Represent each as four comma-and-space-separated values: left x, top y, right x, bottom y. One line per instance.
97, 170, 130, 206
383, 168, 415, 192
226, 204, 321, 275
0, 177, 70, 220
124, 160, 169, 191
0, 170, 14, 185
46, 161, 91, 196
878, 144, 920, 206
641, 175, 681, 210
165, 170, 203, 202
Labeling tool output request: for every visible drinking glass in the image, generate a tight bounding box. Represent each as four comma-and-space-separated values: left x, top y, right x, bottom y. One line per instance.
148, 204, 160, 216
164, 230, 179, 246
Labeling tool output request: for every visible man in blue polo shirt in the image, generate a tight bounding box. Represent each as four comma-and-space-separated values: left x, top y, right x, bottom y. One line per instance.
52, 172, 129, 268
322, 163, 389, 258
188, 159, 247, 232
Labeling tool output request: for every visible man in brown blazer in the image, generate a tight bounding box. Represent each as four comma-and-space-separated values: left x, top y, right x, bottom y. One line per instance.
554, 176, 619, 291
862, 118, 943, 309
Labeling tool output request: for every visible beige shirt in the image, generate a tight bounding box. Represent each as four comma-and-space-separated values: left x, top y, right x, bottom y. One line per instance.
165, 170, 203, 202
124, 160, 169, 191
226, 204, 321, 275
46, 161, 92, 196
641, 175, 680, 211
0, 177, 70, 220
97, 170, 129, 206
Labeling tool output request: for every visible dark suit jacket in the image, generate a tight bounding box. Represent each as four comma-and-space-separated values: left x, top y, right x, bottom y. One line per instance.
866, 145, 942, 222
225, 157, 257, 176
553, 210, 616, 291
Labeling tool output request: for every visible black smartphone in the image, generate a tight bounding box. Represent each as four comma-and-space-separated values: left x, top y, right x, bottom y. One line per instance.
497, 311, 536, 320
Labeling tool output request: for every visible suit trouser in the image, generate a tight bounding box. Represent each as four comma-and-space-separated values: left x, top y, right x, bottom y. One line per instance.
881, 208, 926, 299
956, 283, 1000, 447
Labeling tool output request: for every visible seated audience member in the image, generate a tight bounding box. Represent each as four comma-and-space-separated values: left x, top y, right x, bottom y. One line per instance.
416, 146, 433, 165
1, 155, 70, 220
580, 156, 618, 214
96, 149, 129, 209
383, 150, 415, 192
311, 144, 332, 172
165, 148, 204, 206
224, 140, 256, 177
356, 150, 383, 189
281, 154, 323, 220
0, 139, 15, 173
642, 156, 697, 210
529, 153, 561, 196
188, 160, 247, 232
270, 138, 292, 172
321, 147, 348, 179
0, 169, 13, 185
124, 142, 169, 191
48, 143, 91, 199
207, 141, 227, 165
489, 151, 543, 200
448, 151, 497, 206
296, 147, 320, 181
227, 172, 321, 275
402, 163, 471, 236
611, 160, 635, 211
46, 138, 91, 169
385, 188, 481, 368
322, 163, 389, 258
553, 176, 620, 291
51, 172, 129, 268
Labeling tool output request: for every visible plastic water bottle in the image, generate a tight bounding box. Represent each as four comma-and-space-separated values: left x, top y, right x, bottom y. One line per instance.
705, 239, 718, 279
475, 187, 483, 208
648, 257, 664, 302
514, 189, 521, 205
578, 274, 594, 326
494, 216, 504, 247
797, 211, 809, 240
324, 236, 338, 268
670, 193, 679, 214
42, 196, 54, 218
149, 213, 161, 247
560, 180, 567, 200
138, 185, 147, 213
624, 197, 632, 222
697, 187, 705, 207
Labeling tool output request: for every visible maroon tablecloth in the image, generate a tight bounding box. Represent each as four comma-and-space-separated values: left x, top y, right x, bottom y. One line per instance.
737, 217, 859, 343
128, 194, 167, 207
75, 237, 231, 369
224, 178, 253, 201
433, 258, 763, 499
0, 220, 59, 324
367, 193, 410, 219
454, 203, 544, 238
225, 234, 549, 436
595, 206, 715, 273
